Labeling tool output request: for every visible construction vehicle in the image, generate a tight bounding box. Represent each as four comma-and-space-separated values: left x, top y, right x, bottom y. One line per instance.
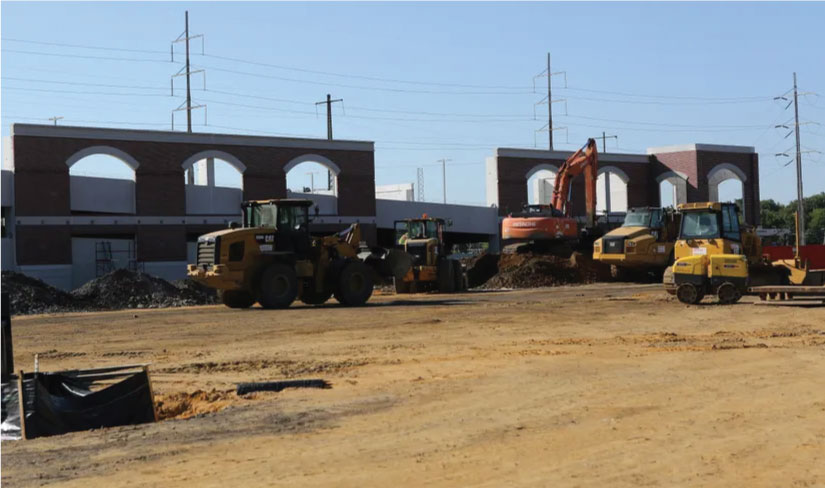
501, 138, 598, 253
188, 199, 404, 309
593, 207, 680, 279
749, 212, 825, 302
664, 202, 785, 304
394, 215, 467, 293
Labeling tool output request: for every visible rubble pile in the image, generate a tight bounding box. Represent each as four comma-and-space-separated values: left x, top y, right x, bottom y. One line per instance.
2, 270, 218, 315
1, 271, 75, 315
466, 251, 611, 289
73, 269, 218, 309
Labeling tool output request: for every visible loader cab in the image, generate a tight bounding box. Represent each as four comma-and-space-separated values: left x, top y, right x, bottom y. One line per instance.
241, 199, 313, 256
395, 216, 448, 267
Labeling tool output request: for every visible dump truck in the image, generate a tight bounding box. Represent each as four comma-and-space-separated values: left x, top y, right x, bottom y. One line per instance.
394, 215, 467, 293
663, 202, 787, 304
188, 199, 403, 309
593, 207, 680, 279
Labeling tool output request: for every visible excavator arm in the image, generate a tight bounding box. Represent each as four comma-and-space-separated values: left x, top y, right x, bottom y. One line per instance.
551, 138, 599, 228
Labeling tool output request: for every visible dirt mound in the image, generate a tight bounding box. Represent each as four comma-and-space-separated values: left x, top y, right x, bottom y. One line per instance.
466, 251, 611, 289
1, 271, 75, 315
155, 389, 236, 420
3, 270, 219, 315
72, 270, 217, 310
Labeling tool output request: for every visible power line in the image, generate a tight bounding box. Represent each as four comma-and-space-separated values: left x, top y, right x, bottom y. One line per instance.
1, 37, 167, 54
557, 86, 772, 102
1, 49, 174, 64
2, 86, 181, 97
1, 76, 168, 91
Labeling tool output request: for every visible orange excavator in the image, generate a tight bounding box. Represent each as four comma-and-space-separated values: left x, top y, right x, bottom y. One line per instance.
501, 138, 598, 252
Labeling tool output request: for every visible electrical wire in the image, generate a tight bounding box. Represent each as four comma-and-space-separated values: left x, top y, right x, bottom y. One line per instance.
2, 37, 168, 55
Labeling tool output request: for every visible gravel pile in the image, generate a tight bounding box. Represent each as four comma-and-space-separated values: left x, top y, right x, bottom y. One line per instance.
2, 271, 75, 315
2, 270, 219, 315
72, 269, 218, 309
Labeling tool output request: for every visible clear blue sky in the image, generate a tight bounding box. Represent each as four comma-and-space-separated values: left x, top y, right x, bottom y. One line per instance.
2, 2, 823, 206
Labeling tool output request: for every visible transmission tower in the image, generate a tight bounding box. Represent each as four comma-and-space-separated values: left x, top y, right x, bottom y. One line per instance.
171, 11, 206, 132
773, 73, 821, 245
533, 53, 567, 150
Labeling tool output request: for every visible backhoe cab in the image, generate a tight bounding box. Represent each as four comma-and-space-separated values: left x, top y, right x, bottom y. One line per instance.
394, 215, 467, 293
188, 199, 378, 309
593, 207, 680, 279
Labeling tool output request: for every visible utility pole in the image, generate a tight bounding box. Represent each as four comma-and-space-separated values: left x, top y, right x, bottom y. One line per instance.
533, 53, 566, 150
792, 72, 805, 245
306, 172, 315, 193
600, 132, 618, 153
437, 159, 451, 204
48, 116, 63, 126
184, 11, 192, 133
316, 94, 344, 140
547, 53, 553, 150
417, 167, 425, 202
171, 12, 205, 131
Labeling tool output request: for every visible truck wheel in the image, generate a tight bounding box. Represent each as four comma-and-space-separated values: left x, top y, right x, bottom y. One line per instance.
220, 290, 255, 309
717, 282, 742, 305
300, 280, 332, 305
259, 263, 298, 309
676, 283, 704, 305
437, 259, 456, 293
336, 261, 374, 306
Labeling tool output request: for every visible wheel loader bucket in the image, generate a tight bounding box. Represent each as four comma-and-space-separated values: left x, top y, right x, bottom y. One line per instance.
359, 248, 413, 284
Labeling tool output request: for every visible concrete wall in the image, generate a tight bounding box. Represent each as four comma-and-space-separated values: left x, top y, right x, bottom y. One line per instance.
185, 185, 243, 215
376, 183, 414, 201
71, 237, 135, 289
70, 175, 136, 214
376, 199, 499, 235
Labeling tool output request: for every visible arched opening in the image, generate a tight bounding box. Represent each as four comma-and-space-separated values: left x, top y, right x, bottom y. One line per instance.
596, 167, 629, 214
67, 146, 138, 214
660, 180, 677, 208
66, 146, 140, 288
656, 171, 688, 208
285, 154, 340, 215
707, 163, 746, 219
182, 150, 245, 216
526, 164, 557, 205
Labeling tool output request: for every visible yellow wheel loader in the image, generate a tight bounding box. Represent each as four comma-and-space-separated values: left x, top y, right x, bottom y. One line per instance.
393, 215, 467, 293
593, 207, 680, 279
187, 199, 405, 309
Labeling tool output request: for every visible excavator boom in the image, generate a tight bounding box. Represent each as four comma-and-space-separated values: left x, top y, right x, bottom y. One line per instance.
551, 138, 598, 227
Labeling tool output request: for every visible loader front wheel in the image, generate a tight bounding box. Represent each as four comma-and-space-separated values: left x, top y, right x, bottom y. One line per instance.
259, 263, 298, 309
336, 261, 374, 306
437, 259, 456, 293
676, 283, 704, 305
220, 290, 255, 309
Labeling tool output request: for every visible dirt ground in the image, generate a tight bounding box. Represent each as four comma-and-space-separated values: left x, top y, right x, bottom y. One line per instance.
2, 284, 824, 487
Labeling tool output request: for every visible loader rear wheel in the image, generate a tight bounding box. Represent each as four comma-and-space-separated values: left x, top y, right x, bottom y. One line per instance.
220, 290, 255, 309
676, 283, 704, 305
717, 282, 742, 305
336, 261, 374, 306
300, 280, 332, 305
259, 263, 298, 309
437, 259, 456, 293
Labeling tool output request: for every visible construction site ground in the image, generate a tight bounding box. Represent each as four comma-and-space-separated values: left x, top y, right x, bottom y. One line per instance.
3, 283, 824, 487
